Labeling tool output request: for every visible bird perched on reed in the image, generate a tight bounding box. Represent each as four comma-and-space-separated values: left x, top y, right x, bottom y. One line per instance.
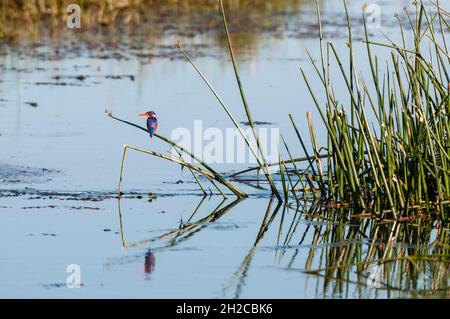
138, 111, 158, 138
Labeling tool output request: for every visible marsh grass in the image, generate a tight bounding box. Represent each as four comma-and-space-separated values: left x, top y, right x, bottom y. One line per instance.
0, 0, 300, 42
291, 0, 450, 219
109, 0, 449, 222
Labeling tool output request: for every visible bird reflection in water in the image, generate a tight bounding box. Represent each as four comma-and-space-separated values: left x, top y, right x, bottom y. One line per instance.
144, 249, 156, 274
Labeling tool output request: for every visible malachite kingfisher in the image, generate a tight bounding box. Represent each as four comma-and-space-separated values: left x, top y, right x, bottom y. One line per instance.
138, 111, 158, 138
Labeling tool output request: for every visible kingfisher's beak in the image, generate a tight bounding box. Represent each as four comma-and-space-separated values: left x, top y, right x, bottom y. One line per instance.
138, 113, 148, 117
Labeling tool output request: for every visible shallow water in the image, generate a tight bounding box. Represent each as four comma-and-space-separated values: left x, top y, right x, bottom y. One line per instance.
0, 0, 448, 298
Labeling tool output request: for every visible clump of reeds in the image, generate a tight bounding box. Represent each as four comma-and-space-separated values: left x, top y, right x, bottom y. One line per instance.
281, 0, 450, 220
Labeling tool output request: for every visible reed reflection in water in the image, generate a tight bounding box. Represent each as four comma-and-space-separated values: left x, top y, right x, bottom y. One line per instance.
117, 196, 449, 298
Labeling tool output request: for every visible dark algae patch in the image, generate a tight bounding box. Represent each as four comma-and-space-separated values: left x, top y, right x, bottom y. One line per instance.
0, 163, 59, 184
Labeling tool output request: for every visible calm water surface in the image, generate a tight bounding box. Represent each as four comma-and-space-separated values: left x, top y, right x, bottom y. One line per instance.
0, 0, 448, 298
